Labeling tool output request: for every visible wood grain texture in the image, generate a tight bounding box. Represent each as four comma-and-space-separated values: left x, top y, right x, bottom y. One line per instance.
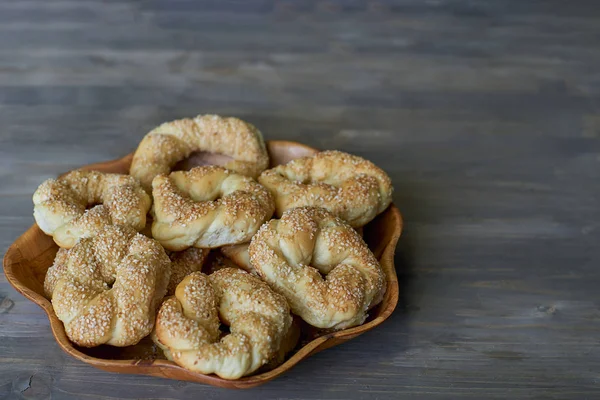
1, 0, 600, 399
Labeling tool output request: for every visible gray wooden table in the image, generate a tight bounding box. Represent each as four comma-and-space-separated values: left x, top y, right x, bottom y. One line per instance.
2, 1, 600, 399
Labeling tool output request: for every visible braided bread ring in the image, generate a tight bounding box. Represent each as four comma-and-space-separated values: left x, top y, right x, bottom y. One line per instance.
45, 225, 171, 347
33, 170, 151, 248
258, 150, 393, 228
152, 166, 275, 250
154, 268, 293, 379
249, 207, 386, 330
130, 114, 269, 191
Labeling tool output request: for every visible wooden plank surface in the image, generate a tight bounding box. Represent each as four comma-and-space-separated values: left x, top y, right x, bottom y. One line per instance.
1, 0, 600, 399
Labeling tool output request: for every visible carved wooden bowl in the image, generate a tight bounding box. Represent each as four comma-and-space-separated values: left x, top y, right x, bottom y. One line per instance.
3, 140, 403, 389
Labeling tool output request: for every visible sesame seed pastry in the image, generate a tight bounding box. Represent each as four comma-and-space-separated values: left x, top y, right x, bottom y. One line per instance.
220, 226, 364, 275
33, 170, 151, 248
248, 207, 386, 330
258, 150, 393, 228
151, 166, 275, 251
130, 114, 269, 192
44, 225, 171, 347
166, 248, 210, 295
153, 268, 295, 380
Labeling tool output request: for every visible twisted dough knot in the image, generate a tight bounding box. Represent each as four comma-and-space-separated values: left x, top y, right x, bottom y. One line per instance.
33, 170, 151, 248
45, 225, 171, 347
130, 114, 270, 191
258, 150, 393, 227
152, 166, 275, 250
249, 207, 386, 330
154, 268, 293, 379
220, 226, 364, 275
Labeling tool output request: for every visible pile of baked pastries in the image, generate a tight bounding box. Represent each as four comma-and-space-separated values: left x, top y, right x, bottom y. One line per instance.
34, 114, 393, 380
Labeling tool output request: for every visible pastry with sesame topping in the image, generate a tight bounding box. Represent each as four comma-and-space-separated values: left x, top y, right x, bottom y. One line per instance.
220, 226, 363, 276
153, 268, 295, 379
45, 225, 171, 347
248, 207, 386, 330
258, 150, 393, 228
166, 247, 210, 295
33, 170, 151, 248
151, 166, 275, 250
130, 114, 269, 191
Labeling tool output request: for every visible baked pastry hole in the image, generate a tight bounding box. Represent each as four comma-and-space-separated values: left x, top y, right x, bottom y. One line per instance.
219, 323, 231, 336
173, 151, 234, 172
85, 202, 101, 210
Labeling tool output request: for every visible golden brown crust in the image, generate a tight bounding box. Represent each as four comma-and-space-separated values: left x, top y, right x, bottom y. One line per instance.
45, 225, 171, 347
258, 150, 393, 228
130, 114, 269, 191
248, 207, 386, 330
33, 170, 151, 248
151, 166, 274, 250
154, 268, 294, 379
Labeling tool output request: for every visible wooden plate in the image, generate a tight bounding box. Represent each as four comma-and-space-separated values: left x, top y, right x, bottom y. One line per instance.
3, 140, 403, 389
